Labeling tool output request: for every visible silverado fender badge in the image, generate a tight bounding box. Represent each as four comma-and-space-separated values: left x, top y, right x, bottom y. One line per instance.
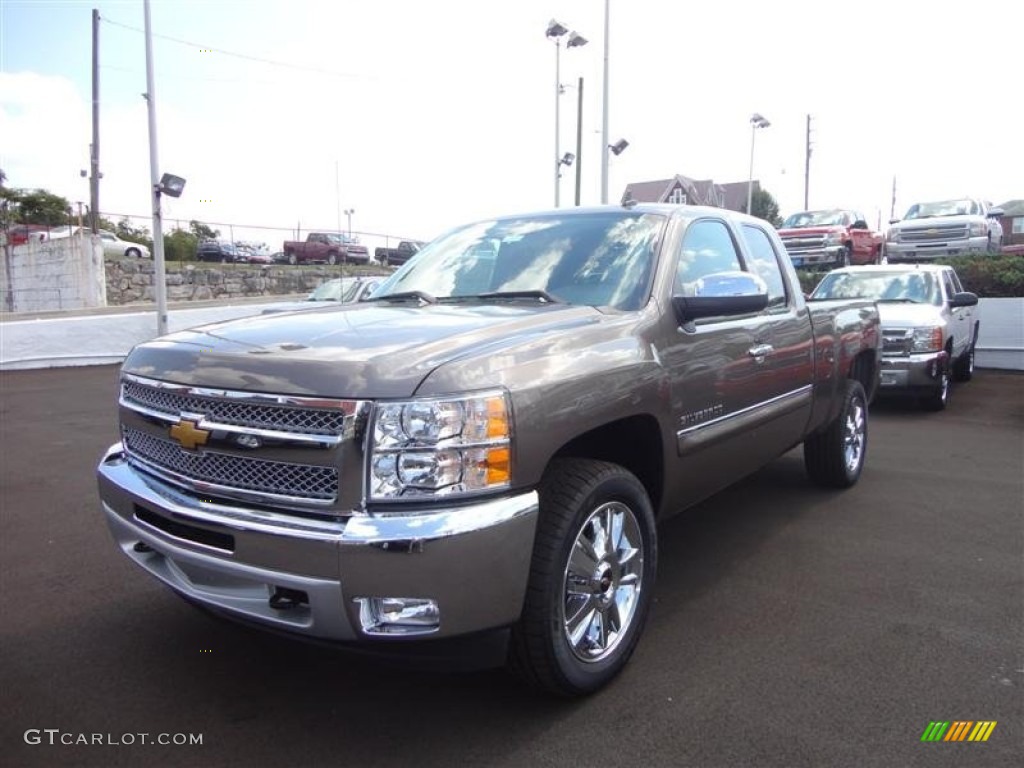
169, 419, 210, 450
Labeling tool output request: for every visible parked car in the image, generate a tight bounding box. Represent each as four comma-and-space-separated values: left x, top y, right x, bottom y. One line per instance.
259, 276, 383, 314
97, 231, 150, 259
98, 203, 882, 696
884, 198, 1004, 261
235, 245, 273, 264
195, 240, 242, 263
808, 263, 978, 410
776, 209, 883, 268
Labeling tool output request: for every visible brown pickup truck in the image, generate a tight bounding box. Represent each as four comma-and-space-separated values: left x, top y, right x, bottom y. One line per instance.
281, 232, 370, 265
97, 204, 881, 696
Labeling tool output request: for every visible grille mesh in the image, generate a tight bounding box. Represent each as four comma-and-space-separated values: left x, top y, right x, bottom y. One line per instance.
122, 379, 346, 436
123, 427, 338, 501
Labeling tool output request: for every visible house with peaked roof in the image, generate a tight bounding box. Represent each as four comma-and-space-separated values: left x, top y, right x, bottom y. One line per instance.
621, 174, 757, 213
996, 199, 1024, 246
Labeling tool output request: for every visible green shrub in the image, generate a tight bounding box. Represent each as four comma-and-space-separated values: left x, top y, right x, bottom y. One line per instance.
935, 254, 1024, 298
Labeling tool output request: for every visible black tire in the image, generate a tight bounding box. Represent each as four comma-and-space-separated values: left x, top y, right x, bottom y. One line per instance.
328, 252, 338, 265
509, 458, 657, 697
837, 245, 851, 268
125, 247, 141, 258
952, 331, 977, 383
921, 358, 950, 411
804, 379, 868, 488
287, 252, 297, 265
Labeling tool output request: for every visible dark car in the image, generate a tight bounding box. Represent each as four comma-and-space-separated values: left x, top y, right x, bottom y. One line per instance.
196, 240, 242, 263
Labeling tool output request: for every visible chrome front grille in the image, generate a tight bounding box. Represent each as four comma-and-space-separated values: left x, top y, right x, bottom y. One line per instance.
781, 235, 826, 253
118, 374, 367, 510
901, 224, 969, 243
122, 378, 346, 436
882, 329, 912, 357
123, 427, 339, 502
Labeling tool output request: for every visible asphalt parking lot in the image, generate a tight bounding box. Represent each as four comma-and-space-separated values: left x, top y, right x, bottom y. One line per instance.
1, 365, 1021, 768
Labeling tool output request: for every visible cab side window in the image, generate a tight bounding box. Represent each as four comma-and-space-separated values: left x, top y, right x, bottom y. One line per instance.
740, 224, 788, 307
675, 219, 742, 296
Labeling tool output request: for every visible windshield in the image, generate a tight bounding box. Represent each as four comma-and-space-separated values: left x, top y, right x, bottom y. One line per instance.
308, 278, 362, 302
781, 210, 849, 228
903, 199, 979, 219
811, 270, 941, 305
373, 211, 665, 310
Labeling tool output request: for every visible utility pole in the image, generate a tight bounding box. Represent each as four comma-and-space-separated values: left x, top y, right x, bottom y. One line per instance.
90, 8, 100, 233
575, 77, 584, 206
804, 114, 813, 210
143, 0, 168, 336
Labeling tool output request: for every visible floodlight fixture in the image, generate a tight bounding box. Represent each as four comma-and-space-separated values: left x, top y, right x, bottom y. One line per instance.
157, 173, 186, 198
609, 138, 629, 156
546, 19, 568, 38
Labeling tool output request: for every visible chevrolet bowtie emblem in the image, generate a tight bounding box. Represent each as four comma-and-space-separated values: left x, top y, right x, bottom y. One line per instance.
170, 419, 210, 450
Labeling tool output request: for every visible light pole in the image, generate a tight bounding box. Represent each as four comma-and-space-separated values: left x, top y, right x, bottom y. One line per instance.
547, 20, 587, 208
747, 112, 770, 216
343, 208, 355, 238
600, 0, 611, 204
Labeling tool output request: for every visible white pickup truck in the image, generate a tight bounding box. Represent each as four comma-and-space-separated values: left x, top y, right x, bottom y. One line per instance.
884, 198, 1004, 261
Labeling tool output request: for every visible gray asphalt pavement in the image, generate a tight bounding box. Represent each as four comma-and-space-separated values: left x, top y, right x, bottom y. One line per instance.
1, 366, 1021, 767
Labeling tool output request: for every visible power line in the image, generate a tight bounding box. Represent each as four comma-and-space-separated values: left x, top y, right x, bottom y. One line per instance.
101, 16, 370, 81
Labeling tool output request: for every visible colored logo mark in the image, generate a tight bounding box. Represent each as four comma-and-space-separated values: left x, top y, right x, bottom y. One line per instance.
921, 721, 997, 742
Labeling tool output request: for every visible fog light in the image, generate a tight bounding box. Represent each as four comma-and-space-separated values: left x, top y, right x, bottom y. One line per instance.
356, 597, 440, 635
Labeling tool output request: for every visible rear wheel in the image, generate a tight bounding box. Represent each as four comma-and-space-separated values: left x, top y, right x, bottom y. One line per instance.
804, 379, 868, 488
509, 458, 657, 697
125, 247, 141, 258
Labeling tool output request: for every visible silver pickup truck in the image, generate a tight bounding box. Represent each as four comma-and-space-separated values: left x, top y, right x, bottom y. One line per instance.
884, 198, 1004, 261
808, 264, 978, 410
97, 204, 881, 696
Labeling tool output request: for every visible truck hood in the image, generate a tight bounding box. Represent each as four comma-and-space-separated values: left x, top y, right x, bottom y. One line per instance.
122, 302, 610, 398
777, 225, 846, 238
876, 302, 945, 328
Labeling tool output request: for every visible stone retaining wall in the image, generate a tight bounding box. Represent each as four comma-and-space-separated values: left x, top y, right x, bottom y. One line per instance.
104, 259, 384, 305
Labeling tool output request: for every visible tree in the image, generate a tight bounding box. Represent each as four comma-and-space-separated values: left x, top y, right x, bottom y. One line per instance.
189, 220, 219, 240
164, 228, 199, 262
749, 187, 782, 227
5, 188, 71, 226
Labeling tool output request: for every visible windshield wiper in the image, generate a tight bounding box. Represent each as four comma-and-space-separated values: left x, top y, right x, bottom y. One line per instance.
473, 290, 562, 304
368, 290, 437, 305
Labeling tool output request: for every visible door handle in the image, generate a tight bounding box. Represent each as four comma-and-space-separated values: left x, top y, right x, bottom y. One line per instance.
748, 343, 773, 362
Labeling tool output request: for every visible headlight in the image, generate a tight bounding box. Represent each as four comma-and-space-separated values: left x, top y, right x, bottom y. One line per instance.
369, 391, 511, 501
886, 228, 900, 243
969, 222, 986, 237
911, 327, 943, 353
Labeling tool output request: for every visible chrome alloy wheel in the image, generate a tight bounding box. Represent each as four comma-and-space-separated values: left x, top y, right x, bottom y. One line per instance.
561, 501, 644, 663
843, 396, 866, 475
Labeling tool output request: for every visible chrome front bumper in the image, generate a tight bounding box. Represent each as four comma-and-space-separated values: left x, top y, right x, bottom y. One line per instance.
879, 351, 948, 391
97, 443, 539, 642
885, 236, 988, 261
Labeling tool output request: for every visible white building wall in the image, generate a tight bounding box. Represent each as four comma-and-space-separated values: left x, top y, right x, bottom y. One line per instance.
1, 233, 106, 311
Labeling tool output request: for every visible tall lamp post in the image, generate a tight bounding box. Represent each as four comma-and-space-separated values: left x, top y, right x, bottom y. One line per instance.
546, 20, 587, 208
747, 112, 771, 215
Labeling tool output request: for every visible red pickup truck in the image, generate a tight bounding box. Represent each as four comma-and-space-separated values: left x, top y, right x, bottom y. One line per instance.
281, 233, 370, 265
777, 209, 883, 268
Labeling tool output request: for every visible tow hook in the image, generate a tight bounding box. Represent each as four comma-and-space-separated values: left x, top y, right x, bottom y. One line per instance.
269, 587, 309, 611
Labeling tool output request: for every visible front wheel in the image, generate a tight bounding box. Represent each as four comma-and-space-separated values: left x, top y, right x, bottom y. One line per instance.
804, 379, 868, 488
921, 361, 950, 411
509, 458, 657, 697
287, 252, 297, 265
836, 245, 851, 268
327, 252, 338, 265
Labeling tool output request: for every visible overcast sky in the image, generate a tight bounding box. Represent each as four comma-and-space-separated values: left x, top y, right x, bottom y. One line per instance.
2, 0, 1022, 252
